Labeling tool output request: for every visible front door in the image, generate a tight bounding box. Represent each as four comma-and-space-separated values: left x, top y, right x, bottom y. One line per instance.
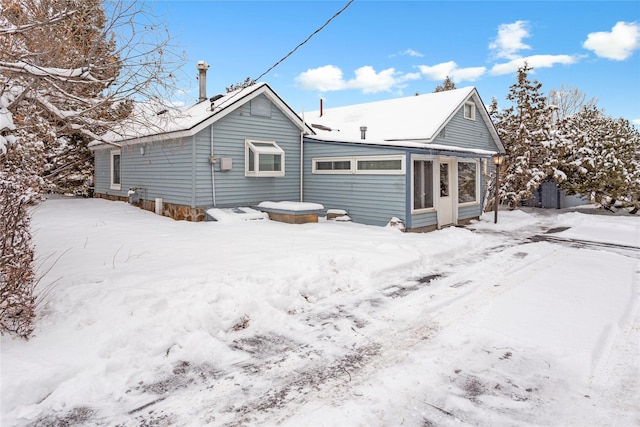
438, 159, 454, 227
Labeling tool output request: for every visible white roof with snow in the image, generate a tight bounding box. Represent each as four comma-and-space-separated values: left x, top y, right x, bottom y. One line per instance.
305, 86, 503, 154
90, 82, 308, 148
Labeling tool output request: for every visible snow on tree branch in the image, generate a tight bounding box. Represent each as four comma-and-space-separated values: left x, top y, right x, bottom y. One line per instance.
0, 61, 104, 83
0, 9, 76, 35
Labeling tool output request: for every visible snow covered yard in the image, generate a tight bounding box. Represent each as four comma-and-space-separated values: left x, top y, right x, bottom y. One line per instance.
2, 198, 639, 427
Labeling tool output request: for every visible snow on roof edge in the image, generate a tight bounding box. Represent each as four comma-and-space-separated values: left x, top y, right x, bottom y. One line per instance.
303, 135, 498, 156
90, 82, 309, 149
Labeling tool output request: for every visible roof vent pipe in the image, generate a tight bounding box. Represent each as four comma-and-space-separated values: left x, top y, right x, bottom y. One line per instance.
320, 98, 323, 117
360, 126, 367, 140
197, 60, 210, 102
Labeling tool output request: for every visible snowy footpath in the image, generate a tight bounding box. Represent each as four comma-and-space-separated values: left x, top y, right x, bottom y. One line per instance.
2, 198, 639, 426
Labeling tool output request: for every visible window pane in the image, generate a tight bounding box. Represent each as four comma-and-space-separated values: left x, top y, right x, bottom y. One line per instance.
316, 161, 332, 171
316, 160, 351, 171
113, 154, 121, 184
464, 103, 474, 119
413, 160, 433, 209
357, 159, 401, 170
248, 149, 255, 172
252, 142, 275, 148
259, 154, 281, 172
458, 162, 477, 203
440, 163, 449, 197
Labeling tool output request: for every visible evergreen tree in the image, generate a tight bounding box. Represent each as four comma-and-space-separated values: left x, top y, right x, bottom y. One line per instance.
556, 106, 640, 212
434, 76, 456, 92
491, 64, 557, 207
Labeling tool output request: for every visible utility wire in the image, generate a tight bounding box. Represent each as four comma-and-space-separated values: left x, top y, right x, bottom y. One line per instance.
216, 0, 354, 110
254, 0, 355, 83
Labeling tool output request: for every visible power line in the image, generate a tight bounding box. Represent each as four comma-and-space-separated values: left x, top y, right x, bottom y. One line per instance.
217, 0, 354, 109
254, 0, 355, 82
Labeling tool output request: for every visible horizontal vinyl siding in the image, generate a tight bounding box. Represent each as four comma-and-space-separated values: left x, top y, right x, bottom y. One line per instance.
206, 96, 302, 207
410, 211, 438, 229
120, 138, 194, 206
303, 141, 407, 226
93, 149, 114, 195
458, 204, 482, 221
194, 127, 214, 206
431, 104, 496, 152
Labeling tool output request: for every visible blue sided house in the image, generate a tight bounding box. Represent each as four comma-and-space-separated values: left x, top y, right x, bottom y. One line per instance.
89, 62, 311, 221
302, 87, 505, 231
90, 62, 504, 230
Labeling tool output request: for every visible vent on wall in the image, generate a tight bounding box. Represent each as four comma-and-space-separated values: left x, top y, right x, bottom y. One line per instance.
220, 157, 233, 171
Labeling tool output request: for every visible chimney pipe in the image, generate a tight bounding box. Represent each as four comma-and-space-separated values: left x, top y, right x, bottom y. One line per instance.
197, 60, 210, 102
320, 98, 323, 117
360, 126, 367, 140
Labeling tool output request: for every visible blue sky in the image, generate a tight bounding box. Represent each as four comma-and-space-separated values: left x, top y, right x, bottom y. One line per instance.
156, 1, 640, 125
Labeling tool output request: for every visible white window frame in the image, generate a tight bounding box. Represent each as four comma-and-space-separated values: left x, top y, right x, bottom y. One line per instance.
457, 159, 481, 206
312, 156, 353, 174
245, 139, 285, 177
312, 155, 405, 175
463, 101, 476, 120
110, 149, 121, 190
355, 155, 405, 175
411, 155, 437, 214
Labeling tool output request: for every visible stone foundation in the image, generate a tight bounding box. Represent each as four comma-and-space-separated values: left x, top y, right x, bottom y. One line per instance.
95, 193, 206, 222
95, 193, 128, 203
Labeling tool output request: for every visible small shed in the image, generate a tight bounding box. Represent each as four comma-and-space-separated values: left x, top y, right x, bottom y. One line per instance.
530, 181, 591, 209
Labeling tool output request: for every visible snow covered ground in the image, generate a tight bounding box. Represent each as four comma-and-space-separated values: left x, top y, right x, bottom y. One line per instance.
2, 197, 639, 427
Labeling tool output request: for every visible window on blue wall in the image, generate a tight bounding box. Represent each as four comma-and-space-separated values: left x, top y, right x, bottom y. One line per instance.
458, 160, 479, 204
464, 102, 476, 120
312, 155, 404, 175
413, 160, 434, 210
315, 159, 352, 172
245, 140, 285, 177
357, 158, 402, 172
110, 149, 121, 190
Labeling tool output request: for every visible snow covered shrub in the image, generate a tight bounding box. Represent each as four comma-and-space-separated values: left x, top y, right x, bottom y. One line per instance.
0, 170, 41, 338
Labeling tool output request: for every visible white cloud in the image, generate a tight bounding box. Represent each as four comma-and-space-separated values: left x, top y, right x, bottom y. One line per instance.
418, 61, 486, 83
489, 21, 532, 60
418, 61, 457, 80
400, 48, 424, 58
450, 66, 487, 82
583, 21, 640, 60
632, 118, 640, 127
295, 65, 420, 94
490, 54, 579, 75
349, 66, 398, 94
399, 71, 422, 83
295, 65, 346, 92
